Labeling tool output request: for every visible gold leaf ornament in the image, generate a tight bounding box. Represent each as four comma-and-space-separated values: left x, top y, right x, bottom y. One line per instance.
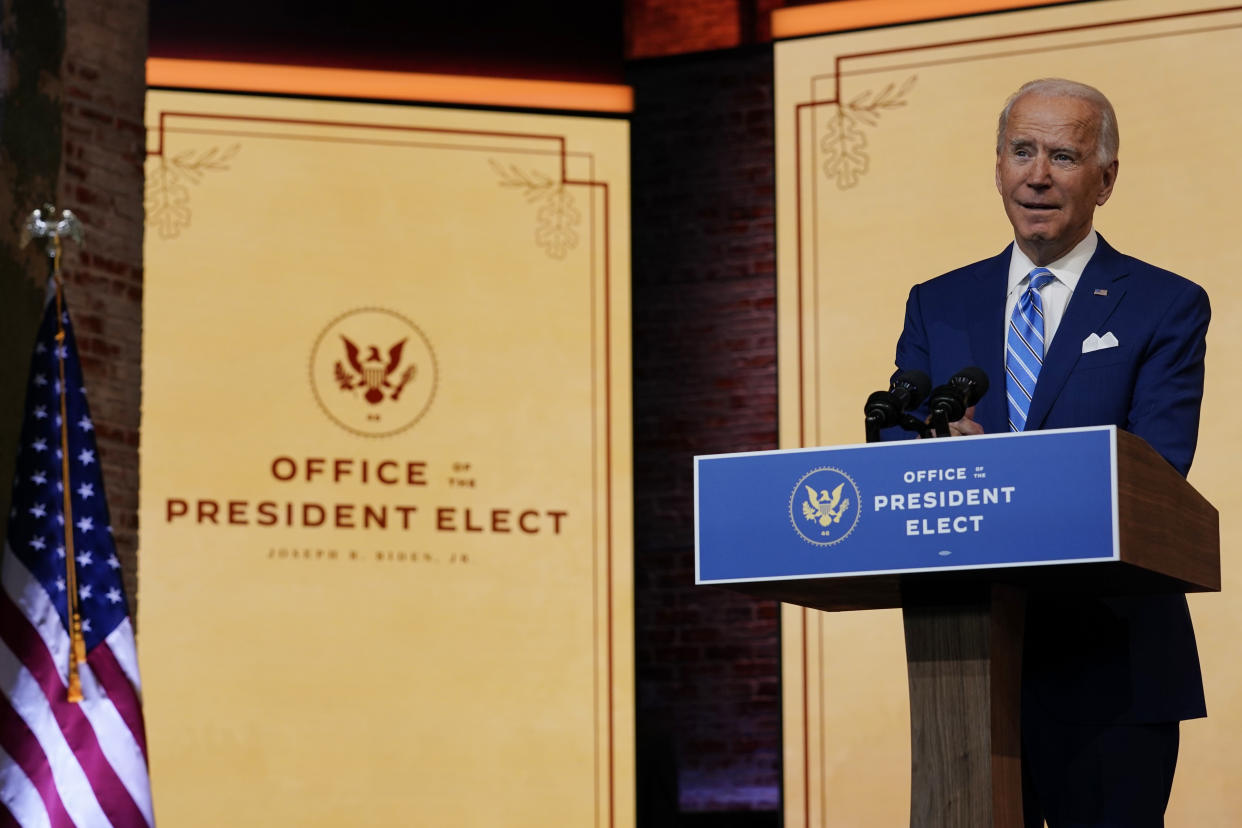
535, 188, 580, 260
144, 163, 192, 240
144, 145, 240, 240
821, 110, 869, 190
491, 160, 581, 259
820, 75, 917, 190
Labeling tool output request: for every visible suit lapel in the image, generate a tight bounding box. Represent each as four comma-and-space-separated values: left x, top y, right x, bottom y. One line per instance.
966, 247, 1010, 433
1025, 236, 1128, 429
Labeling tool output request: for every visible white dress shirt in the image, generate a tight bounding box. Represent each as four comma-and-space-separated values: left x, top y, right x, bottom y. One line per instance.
1003, 229, 1098, 350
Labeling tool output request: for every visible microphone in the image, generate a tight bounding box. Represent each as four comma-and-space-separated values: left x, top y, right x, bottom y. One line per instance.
891, 370, 932, 413
864, 370, 931, 441
927, 367, 989, 435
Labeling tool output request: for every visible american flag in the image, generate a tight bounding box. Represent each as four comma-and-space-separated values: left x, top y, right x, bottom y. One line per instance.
1, 285, 154, 827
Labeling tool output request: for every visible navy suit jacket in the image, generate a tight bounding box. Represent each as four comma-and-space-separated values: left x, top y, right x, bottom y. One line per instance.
892, 235, 1210, 723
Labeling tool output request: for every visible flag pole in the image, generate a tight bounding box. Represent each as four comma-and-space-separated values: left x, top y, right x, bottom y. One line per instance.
22, 205, 86, 702
52, 237, 88, 702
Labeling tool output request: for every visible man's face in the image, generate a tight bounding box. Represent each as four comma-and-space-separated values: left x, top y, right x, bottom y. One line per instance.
994, 93, 1118, 266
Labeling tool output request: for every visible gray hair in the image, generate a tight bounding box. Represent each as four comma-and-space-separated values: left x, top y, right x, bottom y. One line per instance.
996, 78, 1119, 166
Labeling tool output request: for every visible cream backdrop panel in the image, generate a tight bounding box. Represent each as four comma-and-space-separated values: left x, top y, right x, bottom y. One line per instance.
776, 1, 1242, 824
141, 90, 632, 827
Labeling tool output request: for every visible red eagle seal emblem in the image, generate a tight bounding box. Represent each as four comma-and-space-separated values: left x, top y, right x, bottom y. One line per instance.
310, 307, 437, 437
333, 336, 416, 405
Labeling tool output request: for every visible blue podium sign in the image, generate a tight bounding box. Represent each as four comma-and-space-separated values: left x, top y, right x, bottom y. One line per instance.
695, 426, 1119, 584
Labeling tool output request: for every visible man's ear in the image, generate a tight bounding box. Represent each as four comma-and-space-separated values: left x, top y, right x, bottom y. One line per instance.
1096, 159, 1119, 206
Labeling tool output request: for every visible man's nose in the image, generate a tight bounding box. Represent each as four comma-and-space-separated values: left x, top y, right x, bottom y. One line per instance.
1026, 154, 1052, 186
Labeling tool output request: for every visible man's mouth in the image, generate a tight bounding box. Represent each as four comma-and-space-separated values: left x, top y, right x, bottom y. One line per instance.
1019, 201, 1058, 211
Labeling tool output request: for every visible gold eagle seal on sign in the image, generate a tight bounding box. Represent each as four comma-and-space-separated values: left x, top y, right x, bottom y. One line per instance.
789, 466, 861, 547
309, 308, 437, 437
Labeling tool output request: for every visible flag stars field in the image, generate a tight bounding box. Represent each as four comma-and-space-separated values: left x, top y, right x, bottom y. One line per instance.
2, 283, 154, 827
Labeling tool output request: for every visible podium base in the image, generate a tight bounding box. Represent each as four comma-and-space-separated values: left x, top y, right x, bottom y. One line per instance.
904, 584, 1025, 828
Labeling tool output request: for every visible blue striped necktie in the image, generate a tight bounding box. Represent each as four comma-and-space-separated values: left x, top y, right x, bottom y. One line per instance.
1006, 267, 1056, 432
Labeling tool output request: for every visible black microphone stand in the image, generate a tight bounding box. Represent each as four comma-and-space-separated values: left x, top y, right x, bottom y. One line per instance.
865, 411, 932, 443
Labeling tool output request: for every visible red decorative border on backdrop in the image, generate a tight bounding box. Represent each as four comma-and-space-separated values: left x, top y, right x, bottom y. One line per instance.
147, 104, 621, 828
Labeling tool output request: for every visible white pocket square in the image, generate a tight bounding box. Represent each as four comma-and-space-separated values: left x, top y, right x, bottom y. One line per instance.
1082, 332, 1119, 353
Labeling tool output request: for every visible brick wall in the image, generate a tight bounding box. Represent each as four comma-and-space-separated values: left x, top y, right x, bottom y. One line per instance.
625, 0, 792, 59
0, 0, 148, 609
56, 0, 149, 610
627, 0, 742, 58
629, 46, 780, 820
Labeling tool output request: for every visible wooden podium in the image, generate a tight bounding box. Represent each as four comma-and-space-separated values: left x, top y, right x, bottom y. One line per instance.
694, 427, 1219, 827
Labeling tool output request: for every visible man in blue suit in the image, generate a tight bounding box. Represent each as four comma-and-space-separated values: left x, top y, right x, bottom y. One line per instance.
892, 79, 1210, 827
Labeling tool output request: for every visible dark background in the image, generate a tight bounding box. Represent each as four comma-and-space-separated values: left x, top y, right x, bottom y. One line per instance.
148, 1, 627, 81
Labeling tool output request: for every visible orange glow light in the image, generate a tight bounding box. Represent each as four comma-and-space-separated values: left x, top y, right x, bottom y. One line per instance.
772, 0, 1066, 39
147, 58, 633, 114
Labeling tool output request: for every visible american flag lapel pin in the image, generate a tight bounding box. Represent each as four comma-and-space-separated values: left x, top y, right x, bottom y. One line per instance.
1093, 288, 1108, 296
